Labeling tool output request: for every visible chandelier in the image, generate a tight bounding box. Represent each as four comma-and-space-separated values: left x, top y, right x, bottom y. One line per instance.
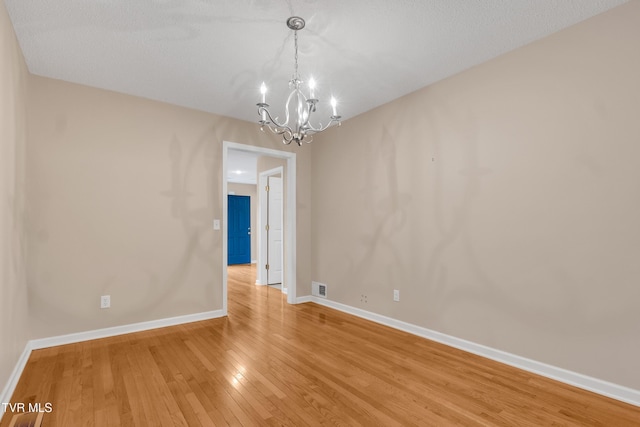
257, 16, 341, 146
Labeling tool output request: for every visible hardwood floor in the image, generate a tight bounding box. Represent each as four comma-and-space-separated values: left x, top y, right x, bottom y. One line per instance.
3, 264, 639, 426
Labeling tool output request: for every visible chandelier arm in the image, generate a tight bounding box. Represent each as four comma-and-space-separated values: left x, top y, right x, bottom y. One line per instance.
264, 124, 295, 145
299, 99, 313, 130
285, 85, 301, 129
258, 104, 291, 130
258, 106, 297, 145
298, 99, 341, 133
301, 116, 341, 133
259, 102, 340, 136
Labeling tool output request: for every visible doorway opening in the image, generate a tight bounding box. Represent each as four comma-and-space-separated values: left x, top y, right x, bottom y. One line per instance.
222, 141, 297, 315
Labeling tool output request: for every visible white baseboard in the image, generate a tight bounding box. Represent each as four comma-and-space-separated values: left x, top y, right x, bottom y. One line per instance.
305, 296, 640, 407
0, 309, 225, 420
30, 310, 225, 349
0, 344, 32, 422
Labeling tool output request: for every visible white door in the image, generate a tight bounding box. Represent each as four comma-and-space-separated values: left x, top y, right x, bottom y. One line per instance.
267, 176, 283, 284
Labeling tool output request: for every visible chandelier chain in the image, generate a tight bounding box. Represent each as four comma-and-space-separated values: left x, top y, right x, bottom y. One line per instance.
293, 30, 299, 82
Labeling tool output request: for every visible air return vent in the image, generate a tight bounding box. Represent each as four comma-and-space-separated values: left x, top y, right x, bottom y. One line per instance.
7, 411, 44, 427
312, 281, 327, 298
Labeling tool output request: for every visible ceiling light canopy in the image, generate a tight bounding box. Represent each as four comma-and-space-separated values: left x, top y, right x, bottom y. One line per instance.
257, 17, 341, 146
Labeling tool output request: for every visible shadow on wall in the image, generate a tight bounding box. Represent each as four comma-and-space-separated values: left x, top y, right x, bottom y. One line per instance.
28, 119, 227, 330
419, 98, 582, 335
425, 99, 639, 340
342, 89, 639, 343
349, 125, 412, 296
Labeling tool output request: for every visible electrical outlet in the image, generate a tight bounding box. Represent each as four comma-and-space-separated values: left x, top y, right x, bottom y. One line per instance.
101, 295, 111, 309
393, 289, 400, 302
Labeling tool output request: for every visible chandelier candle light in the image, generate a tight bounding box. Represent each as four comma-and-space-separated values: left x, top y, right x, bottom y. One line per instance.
257, 16, 341, 146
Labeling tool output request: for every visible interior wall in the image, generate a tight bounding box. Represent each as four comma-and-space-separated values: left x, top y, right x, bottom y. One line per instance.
0, 0, 29, 398
26, 76, 311, 339
228, 182, 257, 261
311, 2, 640, 390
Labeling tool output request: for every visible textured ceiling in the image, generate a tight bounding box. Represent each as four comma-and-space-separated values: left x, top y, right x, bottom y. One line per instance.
5, 0, 628, 125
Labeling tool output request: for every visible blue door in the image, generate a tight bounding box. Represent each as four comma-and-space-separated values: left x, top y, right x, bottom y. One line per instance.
228, 195, 251, 265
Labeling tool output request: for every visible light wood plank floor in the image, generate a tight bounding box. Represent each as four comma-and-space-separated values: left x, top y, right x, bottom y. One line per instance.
3, 264, 639, 426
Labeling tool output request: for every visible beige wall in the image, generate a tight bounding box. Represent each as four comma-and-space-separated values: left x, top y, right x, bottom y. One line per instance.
311, 2, 640, 390
26, 76, 311, 339
228, 182, 257, 261
0, 0, 29, 398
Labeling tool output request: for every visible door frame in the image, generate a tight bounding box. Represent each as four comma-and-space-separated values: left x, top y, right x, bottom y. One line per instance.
257, 167, 284, 288
222, 141, 297, 313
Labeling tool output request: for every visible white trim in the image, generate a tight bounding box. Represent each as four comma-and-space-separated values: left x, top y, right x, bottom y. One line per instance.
222, 141, 297, 305
0, 309, 224, 422
30, 310, 225, 350
304, 296, 640, 407
258, 166, 284, 288
0, 344, 32, 421
222, 144, 229, 315
287, 157, 297, 304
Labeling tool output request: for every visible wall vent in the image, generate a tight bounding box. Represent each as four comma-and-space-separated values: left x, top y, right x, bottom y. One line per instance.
312, 281, 327, 298
7, 411, 44, 427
